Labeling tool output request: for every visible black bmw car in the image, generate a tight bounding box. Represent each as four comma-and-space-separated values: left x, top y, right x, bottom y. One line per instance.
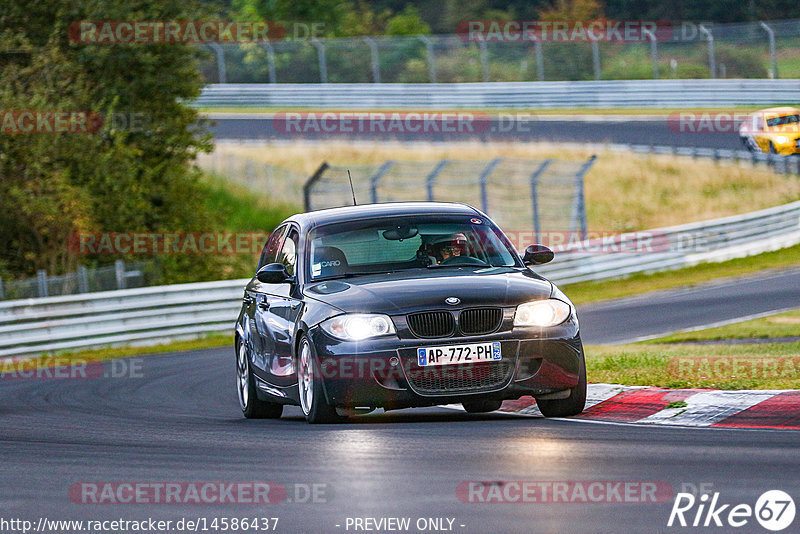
235, 202, 586, 423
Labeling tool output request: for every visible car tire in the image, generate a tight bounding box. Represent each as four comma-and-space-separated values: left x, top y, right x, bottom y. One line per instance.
237, 341, 283, 419
462, 399, 503, 413
536, 353, 587, 418
297, 334, 345, 424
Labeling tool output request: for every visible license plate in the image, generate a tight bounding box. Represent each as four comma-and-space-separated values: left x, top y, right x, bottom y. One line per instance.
417, 342, 501, 367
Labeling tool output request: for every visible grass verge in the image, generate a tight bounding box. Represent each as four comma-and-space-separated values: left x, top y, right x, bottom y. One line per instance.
650, 308, 800, 343
585, 342, 800, 390
564, 244, 800, 306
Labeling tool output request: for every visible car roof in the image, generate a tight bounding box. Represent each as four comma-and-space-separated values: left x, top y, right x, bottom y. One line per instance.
283, 202, 483, 230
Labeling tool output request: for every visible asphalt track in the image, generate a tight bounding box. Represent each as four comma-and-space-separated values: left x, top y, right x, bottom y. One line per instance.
2, 269, 799, 533
208, 115, 742, 149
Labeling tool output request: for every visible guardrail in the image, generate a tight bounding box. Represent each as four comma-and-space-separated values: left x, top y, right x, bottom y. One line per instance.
2, 200, 799, 358
622, 144, 800, 175
0, 279, 247, 358
195, 79, 800, 109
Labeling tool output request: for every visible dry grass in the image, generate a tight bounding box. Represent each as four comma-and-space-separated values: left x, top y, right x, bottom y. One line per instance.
208, 141, 800, 232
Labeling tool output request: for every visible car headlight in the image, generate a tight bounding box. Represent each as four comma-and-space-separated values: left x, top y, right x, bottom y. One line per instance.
514, 299, 571, 327
776, 135, 789, 144
320, 314, 396, 341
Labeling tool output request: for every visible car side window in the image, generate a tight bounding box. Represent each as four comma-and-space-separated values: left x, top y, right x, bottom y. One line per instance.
257, 225, 287, 271
276, 229, 298, 277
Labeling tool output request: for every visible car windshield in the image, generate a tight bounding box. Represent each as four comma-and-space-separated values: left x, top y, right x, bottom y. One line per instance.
307, 215, 520, 280
766, 114, 800, 127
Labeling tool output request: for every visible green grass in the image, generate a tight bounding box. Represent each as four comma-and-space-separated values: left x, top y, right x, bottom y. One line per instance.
200, 173, 298, 233
563, 244, 800, 306
649, 308, 800, 343
585, 342, 800, 390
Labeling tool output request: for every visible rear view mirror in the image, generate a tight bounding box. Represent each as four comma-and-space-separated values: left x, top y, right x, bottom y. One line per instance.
383, 225, 418, 241
522, 244, 554, 265
256, 263, 291, 284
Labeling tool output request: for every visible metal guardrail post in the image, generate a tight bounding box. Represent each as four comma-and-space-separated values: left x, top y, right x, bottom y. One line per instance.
0, 276, 4, 300
760, 22, 778, 79
370, 161, 395, 204
303, 162, 329, 211
479, 41, 490, 82
77, 265, 89, 293
478, 158, 502, 214
591, 41, 601, 80
534, 42, 544, 81
207, 43, 227, 83
643, 27, 659, 79
115, 260, 126, 290
37, 270, 48, 298
574, 155, 597, 240
311, 38, 328, 83
699, 25, 716, 78
529, 159, 553, 243
262, 42, 277, 83
363, 37, 381, 83
418, 36, 436, 83
425, 159, 449, 201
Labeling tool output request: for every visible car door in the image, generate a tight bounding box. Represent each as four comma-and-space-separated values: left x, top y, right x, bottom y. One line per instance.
254, 226, 304, 387
246, 224, 287, 374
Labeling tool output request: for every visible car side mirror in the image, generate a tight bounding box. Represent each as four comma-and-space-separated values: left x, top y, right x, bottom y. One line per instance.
256, 263, 291, 284
522, 244, 554, 265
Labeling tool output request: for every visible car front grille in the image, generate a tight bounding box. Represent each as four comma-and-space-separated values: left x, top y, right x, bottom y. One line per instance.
407, 311, 455, 338
404, 360, 513, 395
459, 308, 503, 335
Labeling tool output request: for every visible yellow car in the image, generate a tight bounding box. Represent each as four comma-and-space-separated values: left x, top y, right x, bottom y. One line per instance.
739, 106, 800, 155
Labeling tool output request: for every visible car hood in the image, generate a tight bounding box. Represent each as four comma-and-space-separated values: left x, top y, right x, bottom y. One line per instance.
304, 268, 553, 315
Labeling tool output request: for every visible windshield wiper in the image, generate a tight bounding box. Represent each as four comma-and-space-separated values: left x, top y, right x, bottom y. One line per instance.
313, 270, 395, 281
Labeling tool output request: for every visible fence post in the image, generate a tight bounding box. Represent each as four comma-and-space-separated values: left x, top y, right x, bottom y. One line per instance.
370, 161, 395, 204
478, 158, 503, 214
699, 25, 715, 78
363, 37, 381, 83
529, 159, 553, 243
115, 260, 126, 290
37, 269, 48, 298
0, 276, 4, 300
425, 159, 449, 201
77, 265, 89, 293
759, 22, 778, 79
479, 41, 490, 82
643, 27, 659, 79
575, 155, 597, 241
207, 43, 227, 83
534, 42, 544, 81
262, 42, 277, 83
418, 36, 436, 83
303, 162, 329, 211
311, 38, 328, 83
591, 41, 601, 80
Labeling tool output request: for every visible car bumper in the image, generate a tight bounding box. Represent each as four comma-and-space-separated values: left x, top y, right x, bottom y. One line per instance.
307, 319, 583, 409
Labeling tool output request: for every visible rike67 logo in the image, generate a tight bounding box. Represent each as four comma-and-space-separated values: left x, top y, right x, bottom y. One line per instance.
668, 490, 795, 531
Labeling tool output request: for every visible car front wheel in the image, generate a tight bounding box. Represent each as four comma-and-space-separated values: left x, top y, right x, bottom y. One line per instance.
297, 335, 345, 424
237, 341, 283, 419
536, 354, 587, 418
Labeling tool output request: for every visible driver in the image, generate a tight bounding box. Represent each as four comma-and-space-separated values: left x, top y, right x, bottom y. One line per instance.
431, 233, 468, 264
